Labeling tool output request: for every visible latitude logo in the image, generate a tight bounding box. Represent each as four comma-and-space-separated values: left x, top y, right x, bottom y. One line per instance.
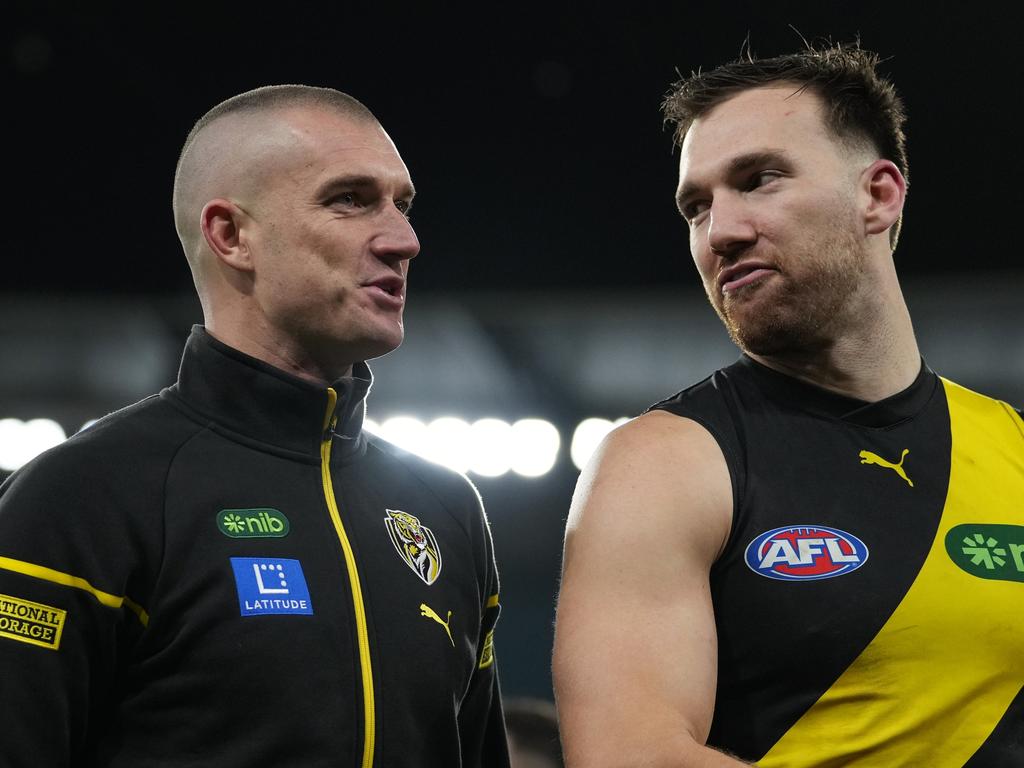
945, 524, 1024, 583
230, 558, 313, 616
217, 508, 290, 538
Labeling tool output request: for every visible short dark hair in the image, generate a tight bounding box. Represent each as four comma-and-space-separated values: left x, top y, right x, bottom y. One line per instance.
663, 43, 909, 248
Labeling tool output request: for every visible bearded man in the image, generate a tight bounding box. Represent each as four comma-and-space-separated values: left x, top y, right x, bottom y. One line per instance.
554, 44, 1024, 767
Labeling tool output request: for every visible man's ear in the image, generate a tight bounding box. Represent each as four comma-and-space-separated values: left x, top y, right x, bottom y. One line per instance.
861, 159, 906, 237
200, 199, 254, 271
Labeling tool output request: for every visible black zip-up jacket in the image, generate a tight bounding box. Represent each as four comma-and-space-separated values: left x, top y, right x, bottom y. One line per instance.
0, 327, 509, 767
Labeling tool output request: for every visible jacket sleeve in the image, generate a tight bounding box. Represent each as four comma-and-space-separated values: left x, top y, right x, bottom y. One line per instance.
456, 501, 510, 767
0, 445, 151, 767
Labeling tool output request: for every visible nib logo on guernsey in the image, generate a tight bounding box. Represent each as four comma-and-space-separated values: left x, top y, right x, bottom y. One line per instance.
946, 524, 1024, 583
745, 525, 870, 581
230, 558, 313, 616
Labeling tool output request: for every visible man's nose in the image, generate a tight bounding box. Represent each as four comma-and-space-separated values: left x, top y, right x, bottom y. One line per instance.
372, 205, 421, 263
706, 195, 756, 258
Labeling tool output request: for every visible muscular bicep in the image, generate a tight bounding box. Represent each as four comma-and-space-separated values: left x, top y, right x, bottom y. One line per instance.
553, 412, 734, 766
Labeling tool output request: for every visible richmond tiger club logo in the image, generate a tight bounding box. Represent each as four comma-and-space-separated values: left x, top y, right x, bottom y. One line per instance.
745, 525, 869, 581
385, 509, 443, 585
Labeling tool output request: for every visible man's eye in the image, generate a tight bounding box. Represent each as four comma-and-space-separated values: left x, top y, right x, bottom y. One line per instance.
395, 199, 413, 217
749, 171, 781, 189
330, 192, 359, 207
682, 201, 710, 223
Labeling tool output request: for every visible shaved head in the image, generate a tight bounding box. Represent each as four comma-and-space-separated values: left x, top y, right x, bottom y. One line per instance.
172, 85, 378, 283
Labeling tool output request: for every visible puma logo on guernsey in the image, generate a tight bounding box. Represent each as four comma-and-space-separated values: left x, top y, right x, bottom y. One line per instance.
420, 603, 454, 646
859, 448, 913, 487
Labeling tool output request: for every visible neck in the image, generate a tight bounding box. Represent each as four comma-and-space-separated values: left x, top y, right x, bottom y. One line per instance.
749, 262, 921, 402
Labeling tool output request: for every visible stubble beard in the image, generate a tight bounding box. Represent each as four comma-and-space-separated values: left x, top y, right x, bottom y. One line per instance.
707, 218, 865, 359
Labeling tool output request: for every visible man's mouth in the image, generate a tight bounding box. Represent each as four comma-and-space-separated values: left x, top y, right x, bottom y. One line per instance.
365, 276, 405, 300
719, 263, 776, 294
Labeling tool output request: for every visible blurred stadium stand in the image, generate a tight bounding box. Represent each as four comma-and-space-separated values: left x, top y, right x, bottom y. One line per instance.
2, 273, 1022, 698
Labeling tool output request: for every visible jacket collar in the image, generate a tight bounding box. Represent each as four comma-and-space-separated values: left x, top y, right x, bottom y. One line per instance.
166, 326, 371, 461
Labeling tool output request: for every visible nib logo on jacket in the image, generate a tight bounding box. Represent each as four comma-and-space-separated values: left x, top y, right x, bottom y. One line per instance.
218, 508, 290, 538
230, 558, 313, 616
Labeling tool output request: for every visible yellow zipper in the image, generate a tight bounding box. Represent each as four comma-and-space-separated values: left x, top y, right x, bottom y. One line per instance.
320, 387, 375, 768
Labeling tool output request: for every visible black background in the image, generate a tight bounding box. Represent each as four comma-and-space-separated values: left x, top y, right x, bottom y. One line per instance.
8, 3, 1020, 296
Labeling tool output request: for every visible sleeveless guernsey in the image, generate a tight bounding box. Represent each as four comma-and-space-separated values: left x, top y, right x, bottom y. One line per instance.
652, 356, 1024, 766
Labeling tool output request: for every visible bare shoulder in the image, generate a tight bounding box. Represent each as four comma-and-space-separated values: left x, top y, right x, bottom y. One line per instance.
554, 412, 740, 764
566, 409, 733, 562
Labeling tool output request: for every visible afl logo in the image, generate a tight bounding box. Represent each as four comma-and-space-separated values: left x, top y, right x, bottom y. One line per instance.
745, 525, 869, 581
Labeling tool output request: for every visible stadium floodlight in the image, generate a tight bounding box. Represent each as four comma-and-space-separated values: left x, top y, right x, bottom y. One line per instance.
426, 417, 473, 473
570, 417, 631, 470
378, 416, 429, 458
467, 418, 514, 477
509, 419, 561, 478
0, 418, 68, 472
348, 414, 628, 477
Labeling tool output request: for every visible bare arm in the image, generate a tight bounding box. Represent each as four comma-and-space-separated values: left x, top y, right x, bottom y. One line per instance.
553, 411, 751, 767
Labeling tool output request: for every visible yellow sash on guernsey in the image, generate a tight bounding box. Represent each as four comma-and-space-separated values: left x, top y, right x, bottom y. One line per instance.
760, 380, 1024, 767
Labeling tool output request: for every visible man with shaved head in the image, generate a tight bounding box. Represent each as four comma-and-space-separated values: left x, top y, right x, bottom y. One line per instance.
0, 85, 510, 767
